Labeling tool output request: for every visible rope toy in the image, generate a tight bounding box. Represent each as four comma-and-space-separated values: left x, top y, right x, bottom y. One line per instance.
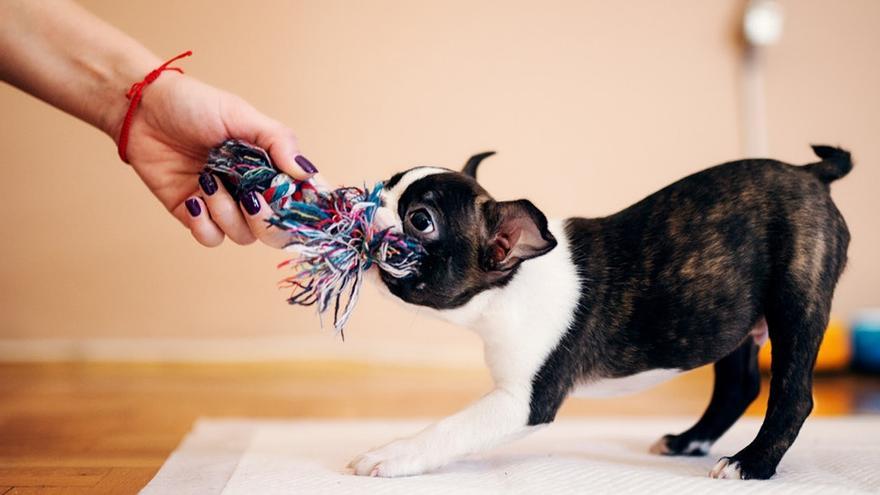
205, 140, 424, 334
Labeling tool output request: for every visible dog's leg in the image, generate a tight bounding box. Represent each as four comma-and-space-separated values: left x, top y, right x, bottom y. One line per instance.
710, 295, 827, 479
349, 386, 533, 477
651, 337, 761, 457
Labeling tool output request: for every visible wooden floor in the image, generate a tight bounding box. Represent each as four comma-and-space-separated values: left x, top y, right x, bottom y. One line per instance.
0, 362, 876, 494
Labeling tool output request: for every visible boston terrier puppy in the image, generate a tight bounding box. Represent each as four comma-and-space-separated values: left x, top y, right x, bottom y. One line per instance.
349, 145, 851, 480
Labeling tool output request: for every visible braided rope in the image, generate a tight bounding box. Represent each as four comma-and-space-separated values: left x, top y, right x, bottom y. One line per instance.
205, 140, 424, 334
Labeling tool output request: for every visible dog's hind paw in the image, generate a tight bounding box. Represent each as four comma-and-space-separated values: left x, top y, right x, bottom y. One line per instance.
649, 436, 672, 455
709, 457, 742, 479
710, 455, 776, 480
650, 434, 711, 456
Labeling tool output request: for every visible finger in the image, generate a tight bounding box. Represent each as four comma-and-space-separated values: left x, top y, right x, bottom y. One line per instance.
239, 190, 294, 249
180, 197, 224, 247
223, 99, 318, 180
197, 172, 256, 245
253, 123, 318, 180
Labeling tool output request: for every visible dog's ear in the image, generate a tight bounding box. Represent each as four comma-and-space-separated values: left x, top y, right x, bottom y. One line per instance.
462, 151, 496, 180
481, 199, 556, 274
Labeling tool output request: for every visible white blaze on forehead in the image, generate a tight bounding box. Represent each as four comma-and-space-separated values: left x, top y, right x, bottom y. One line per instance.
376, 167, 450, 231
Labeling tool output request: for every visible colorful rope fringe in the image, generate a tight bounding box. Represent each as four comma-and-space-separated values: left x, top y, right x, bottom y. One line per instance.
205, 140, 424, 334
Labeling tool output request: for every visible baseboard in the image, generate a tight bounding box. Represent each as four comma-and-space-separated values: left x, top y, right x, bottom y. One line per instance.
0, 336, 482, 367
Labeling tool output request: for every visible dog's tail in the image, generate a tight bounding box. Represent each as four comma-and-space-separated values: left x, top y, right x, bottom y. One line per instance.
804, 145, 853, 183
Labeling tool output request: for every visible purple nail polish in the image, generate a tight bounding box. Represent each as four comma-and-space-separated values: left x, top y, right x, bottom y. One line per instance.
199, 172, 218, 195
241, 190, 261, 215
185, 198, 201, 217
294, 155, 318, 174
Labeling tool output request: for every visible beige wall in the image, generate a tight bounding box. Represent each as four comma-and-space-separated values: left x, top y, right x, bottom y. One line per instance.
1, 0, 877, 363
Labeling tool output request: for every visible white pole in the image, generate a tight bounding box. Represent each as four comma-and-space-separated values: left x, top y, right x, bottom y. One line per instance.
741, 0, 784, 158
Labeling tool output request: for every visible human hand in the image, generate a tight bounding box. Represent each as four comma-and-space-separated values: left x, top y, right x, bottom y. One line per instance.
114, 73, 318, 248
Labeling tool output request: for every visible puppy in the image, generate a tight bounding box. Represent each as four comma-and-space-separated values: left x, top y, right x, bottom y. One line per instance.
350, 145, 851, 480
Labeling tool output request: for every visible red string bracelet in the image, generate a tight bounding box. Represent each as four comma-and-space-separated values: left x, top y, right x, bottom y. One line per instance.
117, 50, 193, 163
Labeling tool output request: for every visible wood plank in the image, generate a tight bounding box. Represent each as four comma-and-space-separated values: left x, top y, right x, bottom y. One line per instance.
91, 468, 157, 495
0, 457, 165, 469
0, 467, 107, 486
5, 468, 160, 495
6, 488, 89, 495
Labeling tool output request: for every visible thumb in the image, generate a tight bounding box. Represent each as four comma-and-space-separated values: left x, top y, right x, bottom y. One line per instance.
222, 97, 318, 180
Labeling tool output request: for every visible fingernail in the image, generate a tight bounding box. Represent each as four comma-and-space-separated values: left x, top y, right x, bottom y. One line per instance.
199, 172, 218, 195
185, 198, 201, 217
240, 190, 261, 215
294, 155, 318, 174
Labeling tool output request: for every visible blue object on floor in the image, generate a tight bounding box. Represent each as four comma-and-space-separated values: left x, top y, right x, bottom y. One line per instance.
852, 309, 880, 373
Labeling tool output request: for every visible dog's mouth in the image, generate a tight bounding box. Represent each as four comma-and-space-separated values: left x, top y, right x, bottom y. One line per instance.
371, 199, 428, 279
378, 263, 421, 285
378, 267, 428, 305
372, 179, 433, 302
378, 269, 408, 302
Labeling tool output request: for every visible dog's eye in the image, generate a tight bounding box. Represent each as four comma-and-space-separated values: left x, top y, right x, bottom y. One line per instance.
407, 208, 435, 234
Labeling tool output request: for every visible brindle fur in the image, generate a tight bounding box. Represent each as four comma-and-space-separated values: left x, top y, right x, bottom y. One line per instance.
529, 145, 851, 479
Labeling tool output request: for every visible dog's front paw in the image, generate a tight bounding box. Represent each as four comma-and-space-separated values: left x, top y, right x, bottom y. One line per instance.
709, 455, 775, 480
348, 438, 443, 478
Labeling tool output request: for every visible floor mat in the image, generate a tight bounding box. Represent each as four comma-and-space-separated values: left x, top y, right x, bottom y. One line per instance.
142, 417, 879, 494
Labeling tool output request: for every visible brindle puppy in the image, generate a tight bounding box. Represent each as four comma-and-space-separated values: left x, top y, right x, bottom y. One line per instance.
349, 145, 851, 480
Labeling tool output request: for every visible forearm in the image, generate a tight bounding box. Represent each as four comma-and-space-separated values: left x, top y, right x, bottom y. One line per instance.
418, 388, 532, 456
0, 0, 161, 140
351, 387, 534, 476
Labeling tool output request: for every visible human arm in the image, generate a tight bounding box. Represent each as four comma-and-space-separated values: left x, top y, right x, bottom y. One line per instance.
0, 0, 316, 247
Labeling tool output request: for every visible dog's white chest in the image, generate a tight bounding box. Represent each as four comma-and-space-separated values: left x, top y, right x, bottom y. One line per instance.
571, 368, 682, 398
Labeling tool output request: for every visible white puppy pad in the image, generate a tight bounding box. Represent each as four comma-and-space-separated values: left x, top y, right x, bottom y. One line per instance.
142, 417, 879, 494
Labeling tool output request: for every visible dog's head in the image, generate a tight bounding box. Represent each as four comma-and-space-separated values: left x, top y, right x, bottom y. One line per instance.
377, 152, 557, 309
